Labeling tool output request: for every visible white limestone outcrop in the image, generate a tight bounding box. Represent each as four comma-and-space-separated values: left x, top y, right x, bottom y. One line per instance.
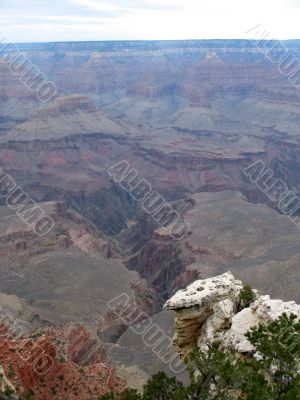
164, 272, 243, 310
164, 271, 300, 357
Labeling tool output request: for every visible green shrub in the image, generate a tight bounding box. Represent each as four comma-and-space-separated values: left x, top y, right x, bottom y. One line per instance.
3, 384, 15, 396
99, 314, 300, 400
239, 284, 256, 309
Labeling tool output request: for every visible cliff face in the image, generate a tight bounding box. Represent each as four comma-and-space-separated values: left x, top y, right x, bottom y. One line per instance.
164, 272, 300, 359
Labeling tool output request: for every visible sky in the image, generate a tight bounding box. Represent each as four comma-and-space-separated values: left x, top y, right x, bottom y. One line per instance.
1, 0, 300, 43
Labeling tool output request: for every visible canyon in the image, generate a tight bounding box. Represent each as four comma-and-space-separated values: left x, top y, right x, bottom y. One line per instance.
1, 39, 300, 397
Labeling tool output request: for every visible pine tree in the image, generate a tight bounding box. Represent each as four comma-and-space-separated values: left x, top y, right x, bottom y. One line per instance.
99, 313, 300, 400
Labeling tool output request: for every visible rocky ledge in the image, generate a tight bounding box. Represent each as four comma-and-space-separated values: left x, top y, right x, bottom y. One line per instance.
164, 272, 300, 358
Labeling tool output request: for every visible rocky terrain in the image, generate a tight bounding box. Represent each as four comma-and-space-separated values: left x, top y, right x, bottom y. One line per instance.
0, 318, 126, 399
1, 39, 300, 396
164, 271, 300, 358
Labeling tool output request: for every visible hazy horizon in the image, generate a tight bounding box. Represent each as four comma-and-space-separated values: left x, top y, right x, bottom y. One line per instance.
5, 38, 300, 45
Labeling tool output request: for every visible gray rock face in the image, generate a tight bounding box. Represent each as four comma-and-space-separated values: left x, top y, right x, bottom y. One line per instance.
164, 272, 300, 357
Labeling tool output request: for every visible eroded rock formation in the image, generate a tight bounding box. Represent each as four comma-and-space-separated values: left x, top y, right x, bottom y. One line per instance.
164, 272, 300, 358
0, 321, 126, 400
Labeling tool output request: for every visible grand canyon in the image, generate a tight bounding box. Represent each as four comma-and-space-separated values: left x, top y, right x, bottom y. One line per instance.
1, 39, 300, 399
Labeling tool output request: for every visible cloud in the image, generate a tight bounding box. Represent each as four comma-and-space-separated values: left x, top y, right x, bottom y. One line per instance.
45, 15, 118, 22
68, 0, 182, 12
1, 0, 299, 42
68, 0, 123, 13
109, 0, 183, 11
290, 0, 300, 5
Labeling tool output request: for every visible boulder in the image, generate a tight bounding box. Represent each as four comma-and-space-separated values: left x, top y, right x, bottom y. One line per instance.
164, 272, 300, 358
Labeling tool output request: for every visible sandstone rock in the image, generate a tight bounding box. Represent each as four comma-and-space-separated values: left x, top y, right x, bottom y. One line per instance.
199, 298, 235, 347
164, 272, 243, 310
223, 308, 258, 353
0, 322, 126, 400
164, 272, 243, 356
164, 272, 300, 358
252, 295, 300, 320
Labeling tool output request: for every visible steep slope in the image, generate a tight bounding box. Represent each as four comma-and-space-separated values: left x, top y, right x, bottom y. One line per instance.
129, 191, 300, 304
